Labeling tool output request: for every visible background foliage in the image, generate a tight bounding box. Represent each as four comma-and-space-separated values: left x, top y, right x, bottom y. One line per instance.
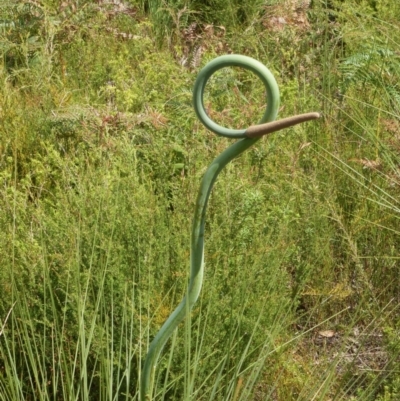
0, 0, 400, 400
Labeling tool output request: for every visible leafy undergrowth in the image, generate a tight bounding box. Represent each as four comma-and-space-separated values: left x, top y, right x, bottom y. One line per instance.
0, 0, 400, 400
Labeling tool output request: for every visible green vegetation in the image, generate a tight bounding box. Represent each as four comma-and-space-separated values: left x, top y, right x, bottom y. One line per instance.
0, 0, 399, 400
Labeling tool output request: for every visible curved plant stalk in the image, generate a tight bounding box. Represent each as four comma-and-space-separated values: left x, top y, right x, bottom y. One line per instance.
140, 55, 320, 401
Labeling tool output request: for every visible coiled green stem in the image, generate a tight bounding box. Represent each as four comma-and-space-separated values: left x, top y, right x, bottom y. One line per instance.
140, 55, 319, 401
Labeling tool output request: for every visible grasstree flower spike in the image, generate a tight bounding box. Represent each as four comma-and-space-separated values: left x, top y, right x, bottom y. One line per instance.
140, 54, 320, 401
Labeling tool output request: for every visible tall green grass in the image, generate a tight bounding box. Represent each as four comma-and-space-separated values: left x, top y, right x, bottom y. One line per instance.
0, 0, 400, 400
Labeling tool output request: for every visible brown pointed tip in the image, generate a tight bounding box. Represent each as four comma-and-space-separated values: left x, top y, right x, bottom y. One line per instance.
245, 112, 321, 138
